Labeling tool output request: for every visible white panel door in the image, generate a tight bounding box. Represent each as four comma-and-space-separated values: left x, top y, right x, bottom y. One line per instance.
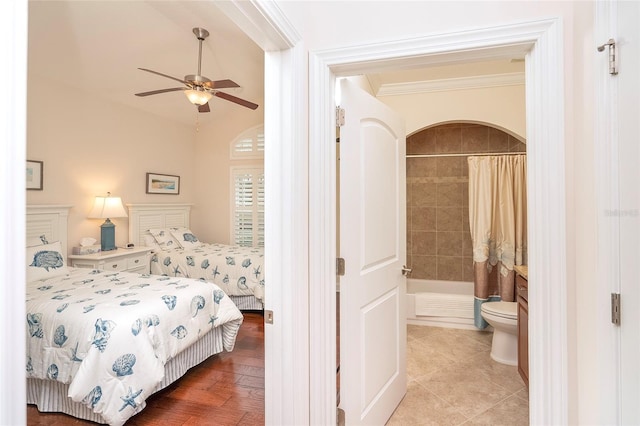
617, 1, 640, 423
338, 78, 407, 425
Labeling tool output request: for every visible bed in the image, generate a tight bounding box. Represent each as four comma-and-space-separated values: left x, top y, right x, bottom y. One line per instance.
128, 204, 265, 310
26, 205, 244, 425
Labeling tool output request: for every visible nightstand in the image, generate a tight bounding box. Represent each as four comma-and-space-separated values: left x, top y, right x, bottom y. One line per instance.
68, 246, 153, 274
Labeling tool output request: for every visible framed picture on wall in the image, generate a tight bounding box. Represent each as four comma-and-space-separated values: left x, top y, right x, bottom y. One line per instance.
26, 160, 43, 190
146, 172, 180, 195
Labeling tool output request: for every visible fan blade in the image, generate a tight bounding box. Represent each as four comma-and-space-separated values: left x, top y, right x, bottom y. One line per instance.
198, 103, 210, 113
135, 87, 185, 97
214, 91, 259, 110
203, 79, 240, 89
138, 68, 187, 85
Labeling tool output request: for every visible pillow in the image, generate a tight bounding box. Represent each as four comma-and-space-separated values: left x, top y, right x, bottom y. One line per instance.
26, 241, 69, 283
148, 228, 181, 250
170, 227, 203, 249
143, 234, 160, 249
26, 234, 49, 247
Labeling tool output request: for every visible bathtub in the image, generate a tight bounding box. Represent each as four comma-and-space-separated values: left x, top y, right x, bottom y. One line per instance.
406, 279, 477, 330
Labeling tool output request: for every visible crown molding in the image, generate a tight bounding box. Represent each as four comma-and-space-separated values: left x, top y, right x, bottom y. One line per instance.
376, 71, 525, 96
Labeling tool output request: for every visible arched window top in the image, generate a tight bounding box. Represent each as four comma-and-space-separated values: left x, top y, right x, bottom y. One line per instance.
230, 124, 264, 159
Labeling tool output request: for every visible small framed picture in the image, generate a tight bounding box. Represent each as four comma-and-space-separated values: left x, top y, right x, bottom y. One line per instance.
146, 172, 180, 195
26, 160, 43, 190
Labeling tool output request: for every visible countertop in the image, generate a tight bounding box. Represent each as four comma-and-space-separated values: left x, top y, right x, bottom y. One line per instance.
514, 265, 528, 280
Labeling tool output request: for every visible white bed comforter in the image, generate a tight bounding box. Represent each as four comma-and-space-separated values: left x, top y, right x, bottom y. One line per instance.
150, 243, 265, 303
26, 268, 243, 426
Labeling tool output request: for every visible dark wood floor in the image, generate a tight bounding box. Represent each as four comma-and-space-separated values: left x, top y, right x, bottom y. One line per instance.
27, 312, 265, 426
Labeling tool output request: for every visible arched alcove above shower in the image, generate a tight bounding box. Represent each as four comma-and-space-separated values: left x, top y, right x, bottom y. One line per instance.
408, 121, 526, 156
406, 122, 526, 282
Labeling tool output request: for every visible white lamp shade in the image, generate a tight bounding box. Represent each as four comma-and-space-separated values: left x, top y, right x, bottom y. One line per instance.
88, 195, 128, 219
184, 89, 213, 106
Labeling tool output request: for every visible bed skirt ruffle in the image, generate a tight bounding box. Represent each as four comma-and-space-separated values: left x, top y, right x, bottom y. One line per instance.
231, 294, 264, 311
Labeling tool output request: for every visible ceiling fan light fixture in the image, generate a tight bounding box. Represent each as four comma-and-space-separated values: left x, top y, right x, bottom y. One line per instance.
184, 89, 212, 106
135, 27, 259, 111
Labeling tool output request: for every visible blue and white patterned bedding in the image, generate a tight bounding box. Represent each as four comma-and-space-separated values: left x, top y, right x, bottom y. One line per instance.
150, 243, 265, 304
26, 267, 243, 426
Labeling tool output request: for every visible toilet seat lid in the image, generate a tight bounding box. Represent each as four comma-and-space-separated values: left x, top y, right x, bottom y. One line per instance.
481, 301, 517, 319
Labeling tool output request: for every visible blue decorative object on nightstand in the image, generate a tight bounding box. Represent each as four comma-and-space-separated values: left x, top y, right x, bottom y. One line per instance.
99, 218, 116, 251
88, 192, 128, 251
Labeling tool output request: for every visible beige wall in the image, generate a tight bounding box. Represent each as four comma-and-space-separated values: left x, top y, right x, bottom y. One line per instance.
27, 25, 263, 249
381, 84, 526, 138
407, 124, 525, 282
26, 77, 263, 253
192, 107, 264, 244
26, 78, 196, 253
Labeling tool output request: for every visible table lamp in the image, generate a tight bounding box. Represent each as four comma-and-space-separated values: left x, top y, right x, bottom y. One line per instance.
88, 192, 128, 251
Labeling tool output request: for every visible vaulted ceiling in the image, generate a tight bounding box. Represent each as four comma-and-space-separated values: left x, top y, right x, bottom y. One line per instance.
28, 1, 264, 126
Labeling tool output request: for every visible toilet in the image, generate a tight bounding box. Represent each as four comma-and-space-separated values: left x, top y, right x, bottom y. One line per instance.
481, 301, 518, 366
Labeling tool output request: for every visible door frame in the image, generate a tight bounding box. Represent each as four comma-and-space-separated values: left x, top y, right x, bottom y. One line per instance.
308, 18, 568, 425
211, 2, 310, 425
1, 0, 28, 423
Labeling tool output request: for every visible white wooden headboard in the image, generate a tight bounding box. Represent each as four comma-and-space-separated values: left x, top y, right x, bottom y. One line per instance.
26, 205, 73, 255
127, 204, 192, 247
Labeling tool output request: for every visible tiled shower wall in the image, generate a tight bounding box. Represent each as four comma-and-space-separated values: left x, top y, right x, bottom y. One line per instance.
406, 123, 526, 281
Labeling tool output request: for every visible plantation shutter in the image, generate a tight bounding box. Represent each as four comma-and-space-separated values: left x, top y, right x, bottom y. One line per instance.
256, 173, 265, 247
232, 168, 265, 247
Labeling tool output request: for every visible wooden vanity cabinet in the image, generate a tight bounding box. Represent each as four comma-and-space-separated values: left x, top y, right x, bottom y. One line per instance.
516, 273, 529, 387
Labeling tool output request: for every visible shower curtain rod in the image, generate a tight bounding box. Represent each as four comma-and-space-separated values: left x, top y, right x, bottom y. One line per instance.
406, 151, 526, 158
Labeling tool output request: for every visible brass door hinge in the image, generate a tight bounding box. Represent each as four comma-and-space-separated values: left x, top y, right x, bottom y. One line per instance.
611, 293, 621, 325
597, 38, 618, 75
336, 107, 345, 127
264, 309, 274, 324
336, 258, 345, 276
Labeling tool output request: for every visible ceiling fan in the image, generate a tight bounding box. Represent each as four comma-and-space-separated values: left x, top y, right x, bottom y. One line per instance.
135, 27, 258, 112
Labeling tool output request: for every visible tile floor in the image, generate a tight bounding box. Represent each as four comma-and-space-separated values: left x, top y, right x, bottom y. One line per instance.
387, 324, 529, 425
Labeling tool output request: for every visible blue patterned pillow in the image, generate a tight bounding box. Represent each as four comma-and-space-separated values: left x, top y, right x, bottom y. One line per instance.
148, 228, 181, 250
26, 241, 69, 283
170, 227, 203, 249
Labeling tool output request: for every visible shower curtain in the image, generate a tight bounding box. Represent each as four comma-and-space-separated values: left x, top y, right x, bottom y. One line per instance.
467, 154, 527, 329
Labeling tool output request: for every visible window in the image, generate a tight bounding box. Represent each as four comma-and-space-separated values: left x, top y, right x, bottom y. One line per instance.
230, 124, 265, 247
230, 125, 264, 159
231, 167, 264, 247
